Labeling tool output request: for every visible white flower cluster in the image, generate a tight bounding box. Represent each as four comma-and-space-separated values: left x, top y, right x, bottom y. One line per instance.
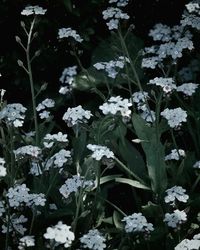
80, 229, 106, 250
59, 175, 94, 199
164, 209, 187, 228
43, 132, 68, 148
148, 77, 176, 94
181, 2, 200, 30
62, 105, 92, 127
59, 66, 77, 94
43, 221, 75, 248
99, 96, 132, 118
0, 157, 6, 177
161, 107, 187, 128
122, 213, 154, 234
165, 149, 186, 161
36, 98, 55, 120
175, 234, 200, 250
177, 83, 199, 96
94, 56, 129, 79
18, 236, 35, 249
7, 184, 46, 208
0, 103, 27, 127
58, 28, 83, 42
14, 145, 41, 159
164, 186, 189, 205
109, 0, 129, 7
131, 91, 149, 111
142, 24, 194, 69
87, 144, 114, 161
193, 160, 200, 169
102, 7, 129, 30
45, 149, 71, 169
2, 214, 28, 235
21, 5, 47, 16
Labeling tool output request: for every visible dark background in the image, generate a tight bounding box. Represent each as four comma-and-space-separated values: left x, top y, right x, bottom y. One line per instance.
0, 0, 187, 103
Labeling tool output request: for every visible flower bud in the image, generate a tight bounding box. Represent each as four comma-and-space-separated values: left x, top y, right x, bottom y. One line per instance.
17, 60, 24, 67
15, 36, 21, 43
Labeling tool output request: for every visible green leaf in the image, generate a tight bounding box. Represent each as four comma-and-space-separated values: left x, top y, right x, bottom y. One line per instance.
132, 114, 167, 196
115, 177, 151, 190
72, 130, 87, 163
62, 0, 73, 12
113, 210, 124, 229
118, 138, 148, 181
99, 175, 122, 186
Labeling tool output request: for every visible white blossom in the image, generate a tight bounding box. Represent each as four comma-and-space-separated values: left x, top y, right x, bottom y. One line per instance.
122, 213, 154, 233
175, 238, 200, 250
177, 83, 198, 96
45, 149, 71, 169
59, 175, 94, 199
164, 209, 187, 228
109, 0, 129, 7
148, 77, 177, 93
0, 158, 6, 177
62, 105, 92, 127
2, 214, 28, 235
87, 144, 114, 161
161, 107, 187, 128
44, 221, 75, 248
0, 103, 27, 127
43, 132, 68, 148
14, 145, 41, 159
80, 229, 106, 250
165, 149, 186, 161
164, 186, 189, 205
99, 96, 132, 118
21, 6, 47, 16
193, 160, 200, 169
58, 28, 83, 42
94, 56, 129, 78
18, 236, 35, 249
59, 66, 77, 94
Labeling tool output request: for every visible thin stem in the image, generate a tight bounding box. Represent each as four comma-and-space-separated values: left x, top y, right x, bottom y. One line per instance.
26, 17, 39, 145
191, 174, 200, 193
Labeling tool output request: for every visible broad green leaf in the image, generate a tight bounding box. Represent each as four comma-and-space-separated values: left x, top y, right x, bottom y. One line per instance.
115, 177, 151, 190
100, 175, 122, 186
118, 138, 148, 181
132, 114, 167, 196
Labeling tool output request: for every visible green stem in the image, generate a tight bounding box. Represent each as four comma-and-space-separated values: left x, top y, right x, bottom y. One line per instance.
26, 17, 39, 145
191, 174, 200, 193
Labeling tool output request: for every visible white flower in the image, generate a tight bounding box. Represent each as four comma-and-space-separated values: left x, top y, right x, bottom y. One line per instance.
0, 103, 27, 127
7, 184, 46, 208
80, 229, 106, 250
165, 149, 185, 161
122, 213, 154, 233
21, 6, 47, 16
2, 214, 28, 235
39, 110, 50, 119
193, 161, 200, 169
94, 56, 129, 78
18, 236, 35, 249
14, 145, 41, 159
141, 56, 161, 69
29, 162, 42, 176
43, 132, 68, 148
36, 98, 55, 111
0, 158, 6, 177
161, 107, 187, 128
140, 110, 156, 123
164, 209, 187, 228
177, 83, 198, 96
164, 186, 189, 204
45, 149, 71, 169
185, 2, 200, 13
148, 77, 177, 93
149, 23, 172, 42
63, 105, 92, 127
87, 144, 114, 161
59, 175, 94, 199
59, 66, 77, 94
175, 238, 200, 250
99, 96, 132, 118
58, 28, 83, 42
44, 221, 75, 248
109, 0, 129, 7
